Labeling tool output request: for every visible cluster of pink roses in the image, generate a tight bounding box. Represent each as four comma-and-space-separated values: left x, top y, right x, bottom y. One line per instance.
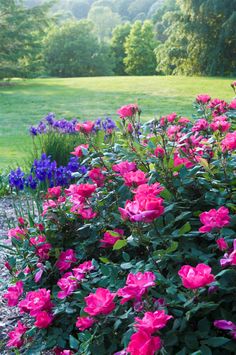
100, 228, 125, 248
119, 182, 164, 223
127, 310, 173, 355
57, 259, 94, 299
19, 288, 54, 330
199, 206, 230, 233
65, 183, 97, 219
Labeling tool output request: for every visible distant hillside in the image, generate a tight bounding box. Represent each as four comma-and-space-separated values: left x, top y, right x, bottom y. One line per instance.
24, 0, 166, 22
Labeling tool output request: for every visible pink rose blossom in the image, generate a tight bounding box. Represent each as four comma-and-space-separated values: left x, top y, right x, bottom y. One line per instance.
216, 238, 228, 251
196, 94, 211, 104
214, 320, 236, 340
192, 119, 209, 132
210, 116, 231, 132
30, 235, 51, 260
19, 288, 53, 316
34, 311, 53, 328
199, 206, 230, 233
88, 168, 106, 187
100, 229, 124, 248
18, 217, 25, 225
76, 316, 95, 331
75, 121, 94, 134
173, 153, 194, 169
71, 144, 89, 158
42, 199, 58, 216
220, 239, 236, 267
126, 330, 162, 355
56, 249, 77, 272
57, 272, 78, 299
119, 196, 164, 223
112, 161, 137, 176
54, 349, 74, 355
154, 146, 165, 158
117, 104, 138, 118
8, 226, 26, 240
167, 112, 177, 122
229, 98, 236, 110
84, 288, 116, 316
133, 183, 164, 198
73, 260, 94, 275
117, 272, 155, 304
46, 186, 62, 198
7, 321, 28, 348
221, 131, 236, 152
3, 281, 24, 306
123, 170, 147, 187
134, 310, 173, 334
66, 184, 96, 199
178, 263, 215, 289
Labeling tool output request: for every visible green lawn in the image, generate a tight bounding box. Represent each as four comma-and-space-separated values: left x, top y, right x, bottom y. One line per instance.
0, 76, 234, 168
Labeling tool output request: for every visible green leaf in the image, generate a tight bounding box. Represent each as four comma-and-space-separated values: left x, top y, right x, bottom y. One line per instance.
99, 257, 110, 264
179, 222, 191, 236
113, 239, 127, 250
69, 335, 80, 350
202, 337, 230, 347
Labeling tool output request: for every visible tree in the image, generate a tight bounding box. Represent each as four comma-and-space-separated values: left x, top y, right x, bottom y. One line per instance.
111, 23, 131, 75
124, 20, 158, 75
155, 0, 236, 76
43, 20, 114, 77
88, 5, 121, 41
67, 0, 90, 19
0, 0, 53, 79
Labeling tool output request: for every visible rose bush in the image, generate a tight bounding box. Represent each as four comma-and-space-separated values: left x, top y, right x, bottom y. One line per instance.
2, 85, 236, 354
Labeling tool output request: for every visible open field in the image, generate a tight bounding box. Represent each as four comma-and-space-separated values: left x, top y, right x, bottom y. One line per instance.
0, 76, 234, 168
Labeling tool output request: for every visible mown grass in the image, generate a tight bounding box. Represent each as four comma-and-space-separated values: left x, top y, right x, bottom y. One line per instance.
0, 76, 234, 168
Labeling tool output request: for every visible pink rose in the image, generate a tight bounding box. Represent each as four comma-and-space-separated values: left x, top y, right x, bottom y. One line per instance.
88, 168, 106, 187
221, 131, 236, 152
46, 186, 62, 198
127, 122, 134, 133
117, 272, 155, 304
56, 249, 77, 272
134, 310, 173, 334
220, 239, 236, 267
71, 144, 89, 158
216, 238, 228, 251
19, 288, 53, 316
117, 104, 138, 118
112, 161, 137, 176
73, 260, 94, 275
8, 226, 26, 240
123, 170, 147, 187
126, 330, 162, 355
34, 311, 53, 328
100, 229, 124, 248
173, 153, 194, 169
167, 112, 177, 122
76, 316, 95, 331
210, 116, 231, 132
178, 263, 215, 289
57, 272, 78, 299
229, 98, 236, 110
154, 146, 165, 158
119, 196, 164, 223
7, 321, 28, 348
199, 206, 230, 233
75, 121, 94, 134
66, 183, 96, 199
54, 349, 74, 355
30, 235, 51, 260
133, 183, 164, 199
192, 119, 209, 132
84, 288, 116, 316
3, 281, 24, 307
196, 94, 211, 104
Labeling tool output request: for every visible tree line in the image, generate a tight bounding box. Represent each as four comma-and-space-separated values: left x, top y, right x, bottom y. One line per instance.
0, 0, 235, 79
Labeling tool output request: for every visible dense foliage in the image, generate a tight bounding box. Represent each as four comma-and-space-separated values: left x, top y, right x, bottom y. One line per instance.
155, 0, 236, 75
2, 84, 236, 354
44, 20, 114, 77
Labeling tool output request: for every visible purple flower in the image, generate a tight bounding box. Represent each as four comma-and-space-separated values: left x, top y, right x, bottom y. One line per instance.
44, 113, 55, 126
9, 168, 25, 190
29, 126, 38, 136
214, 320, 236, 339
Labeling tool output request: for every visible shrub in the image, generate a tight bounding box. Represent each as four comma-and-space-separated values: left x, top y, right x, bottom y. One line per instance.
2, 85, 236, 354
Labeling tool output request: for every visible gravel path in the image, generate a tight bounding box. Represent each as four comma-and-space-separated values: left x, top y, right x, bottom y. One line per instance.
0, 197, 20, 354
